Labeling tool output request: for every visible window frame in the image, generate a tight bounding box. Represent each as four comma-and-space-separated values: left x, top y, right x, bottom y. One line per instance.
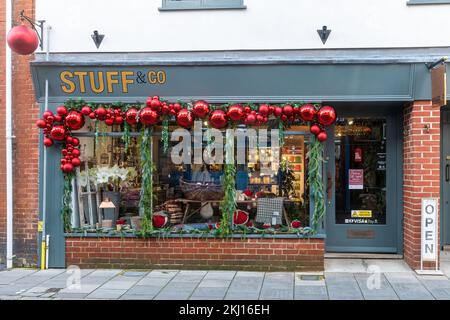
407, 0, 450, 5
159, 0, 246, 11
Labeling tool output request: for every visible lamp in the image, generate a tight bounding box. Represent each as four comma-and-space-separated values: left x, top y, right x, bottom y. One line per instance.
99, 198, 115, 209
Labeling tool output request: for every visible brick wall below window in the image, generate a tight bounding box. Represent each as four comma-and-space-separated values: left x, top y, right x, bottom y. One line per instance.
66, 237, 324, 271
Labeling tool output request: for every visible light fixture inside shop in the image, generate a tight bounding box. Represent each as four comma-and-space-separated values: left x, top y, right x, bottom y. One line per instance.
99, 198, 115, 209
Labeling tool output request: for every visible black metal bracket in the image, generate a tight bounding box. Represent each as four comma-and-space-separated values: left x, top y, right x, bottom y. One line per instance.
317, 26, 331, 45
19, 10, 45, 51
426, 57, 447, 70
91, 30, 105, 49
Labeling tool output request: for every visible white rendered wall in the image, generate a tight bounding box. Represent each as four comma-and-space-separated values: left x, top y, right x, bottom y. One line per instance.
35, 0, 450, 53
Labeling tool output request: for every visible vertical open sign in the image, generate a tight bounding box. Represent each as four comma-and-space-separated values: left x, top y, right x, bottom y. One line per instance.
421, 198, 438, 261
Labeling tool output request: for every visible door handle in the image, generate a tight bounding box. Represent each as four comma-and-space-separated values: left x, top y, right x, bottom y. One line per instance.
326, 172, 332, 203
446, 164, 449, 182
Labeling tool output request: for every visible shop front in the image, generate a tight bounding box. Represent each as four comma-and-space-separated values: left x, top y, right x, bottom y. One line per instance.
30, 51, 444, 271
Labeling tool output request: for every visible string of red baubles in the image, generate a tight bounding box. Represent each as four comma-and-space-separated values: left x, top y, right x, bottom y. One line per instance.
35, 96, 336, 173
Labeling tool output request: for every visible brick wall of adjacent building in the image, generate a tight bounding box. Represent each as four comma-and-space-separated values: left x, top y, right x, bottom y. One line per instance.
403, 100, 440, 270
66, 237, 325, 271
0, 0, 39, 267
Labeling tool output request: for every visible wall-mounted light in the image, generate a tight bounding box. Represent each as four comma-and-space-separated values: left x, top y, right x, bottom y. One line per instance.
91, 30, 105, 49
317, 26, 331, 45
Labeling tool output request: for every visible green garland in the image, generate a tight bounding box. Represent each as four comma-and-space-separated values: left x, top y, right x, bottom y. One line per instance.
62, 172, 74, 232
122, 122, 131, 152
161, 117, 169, 154
307, 136, 326, 233
139, 127, 154, 235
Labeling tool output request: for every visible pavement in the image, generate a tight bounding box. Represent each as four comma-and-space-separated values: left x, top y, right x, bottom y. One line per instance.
0, 254, 450, 300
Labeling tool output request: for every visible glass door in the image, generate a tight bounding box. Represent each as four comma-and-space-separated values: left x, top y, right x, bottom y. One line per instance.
326, 115, 401, 253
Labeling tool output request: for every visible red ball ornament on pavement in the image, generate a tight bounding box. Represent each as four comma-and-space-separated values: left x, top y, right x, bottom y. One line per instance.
176, 109, 194, 128
299, 104, 316, 122
56, 106, 68, 116
125, 108, 139, 125
7, 25, 39, 55
192, 100, 210, 119
65, 111, 85, 130
310, 124, 321, 136
50, 125, 66, 141
140, 107, 160, 126
209, 110, 228, 129
43, 137, 53, 147
36, 119, 47, 129
317, 106, 336, 126
258, 104, 269, 117
227, 104, 244, 122
317, 131, 328, 142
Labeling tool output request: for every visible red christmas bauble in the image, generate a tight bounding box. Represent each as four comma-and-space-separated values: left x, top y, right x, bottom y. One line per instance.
192, 100, 210, 118
81, 106, 92, 115
72, 137, 80, 146
152, 214, 168, 229
283, 105, 294, 116
71, 157, 81, 167
65, 111, 85, 130
43, 110, 53, 120
36, 119, 47, 129
125, 108, 139, 125
317, 106, 336, 126
105, 118, 114, 126
176, 109, 193, 128
50, 125, 66, 141
114, 116, 123, 125
62, 163, 74, 173
299, 104, 316, 122
227, 104, 244, 122
139, 107, 160, 126
56, 106, 68, 116
72, 148, 81, 157
274, 107, 283, 117
88, 112, 96, 119
233, 210, 249, 225
245, 113, 257, 125
43, 137, 53, 147
310, 124, 321, 136
161, 103, 170, 115
95, 107, 107, 120
317, 131, 328, 142
7, 25, 39, 55
259, 104, 270, 116
290, 220, 302, 229
173, 103, 181, 113
54, 115, 62, 122
209, 110, 228, 129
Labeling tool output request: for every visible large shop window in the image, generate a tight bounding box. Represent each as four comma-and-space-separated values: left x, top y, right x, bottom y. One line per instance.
70, 119, 312, 235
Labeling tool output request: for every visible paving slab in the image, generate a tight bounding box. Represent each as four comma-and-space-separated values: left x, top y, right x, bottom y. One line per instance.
294, 285, 329, 300
120, 294, 155, 300
354, 273, 399, 300
136, 277, 171, 287
100, 280, 140, 290
325, 259, 365, 273
154, 288, 196, 300
124, 285, 164, 296
86, 289, 127, 299
418, 276, 450, 300
384, 273, 434, 300
58, 283, 102, 294
325, 273, 364, 300
203, 271, 236, 280
190, 286, 228, 299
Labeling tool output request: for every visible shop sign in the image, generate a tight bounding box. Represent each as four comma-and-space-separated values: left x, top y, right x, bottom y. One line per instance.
431, 64, 447, 107
349, 169, 363, 190
421, 198, 438, 261
351, 210, 372, 218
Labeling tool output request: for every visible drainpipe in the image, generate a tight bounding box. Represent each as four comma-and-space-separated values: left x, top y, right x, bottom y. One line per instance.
5, 0, 14, 269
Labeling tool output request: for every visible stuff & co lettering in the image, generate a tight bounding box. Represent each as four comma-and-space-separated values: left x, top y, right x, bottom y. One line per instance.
60, 70, 166, 94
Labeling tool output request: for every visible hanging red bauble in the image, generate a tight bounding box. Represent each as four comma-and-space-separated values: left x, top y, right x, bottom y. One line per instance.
259, 104, 269, 116
43, 137, 53, 147
36, 119, 47, 128
81, 106, 92, 115
71, 158, 81, 167
7, 25, 39, 55
274, 107, 283, 117
161, 103, 170, 115
281, 115, 288, 122
62, 163, 74, 173
88, 112, 96, 119
50, 125, 66, 141
54, 115, 62, 122
176, 109, 194, 128
153, 214, 168, 229
244, 106, 251, 114
245, 113, 257, 125
56, 106, 68, 116
317, 131, 328, 142
317, 106, 336, 126
72, 148, 81, 157
114, 116, 124, 125
256, 114, 264, 124
173, 103, 181, 113
43, 110, 53, 120
227, 104, 244, 122
283, 105, 294, 117
146, 96, 161, 111
65, 111, 85, 130
192, 100, 210, 118
209, 110, 228, 129
95, 107, 107, 120
299, 104, 316, 122
125, 108, 139, 125
72, 137, 80, 147
140, 107, 160, 126
105, 118, 114, 126
310, 124, 321, 136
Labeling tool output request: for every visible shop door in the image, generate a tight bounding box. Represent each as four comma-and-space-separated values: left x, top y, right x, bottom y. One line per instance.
325, 114, 401, 253
442, 108, 450, 246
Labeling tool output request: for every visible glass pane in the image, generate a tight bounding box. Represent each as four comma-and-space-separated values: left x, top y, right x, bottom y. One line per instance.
335, 118, 387, 225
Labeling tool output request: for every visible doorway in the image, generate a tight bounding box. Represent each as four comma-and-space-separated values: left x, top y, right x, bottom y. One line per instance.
325, 106, 402, 253
442, 107, 450, 246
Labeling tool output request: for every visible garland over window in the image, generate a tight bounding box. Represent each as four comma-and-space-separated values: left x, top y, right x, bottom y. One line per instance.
36, 96, 336, 235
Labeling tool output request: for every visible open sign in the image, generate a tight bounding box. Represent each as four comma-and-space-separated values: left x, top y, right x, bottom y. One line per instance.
421, 198, 438, 261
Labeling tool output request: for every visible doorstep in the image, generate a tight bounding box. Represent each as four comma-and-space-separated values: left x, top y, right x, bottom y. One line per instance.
324, 253, 403, 259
